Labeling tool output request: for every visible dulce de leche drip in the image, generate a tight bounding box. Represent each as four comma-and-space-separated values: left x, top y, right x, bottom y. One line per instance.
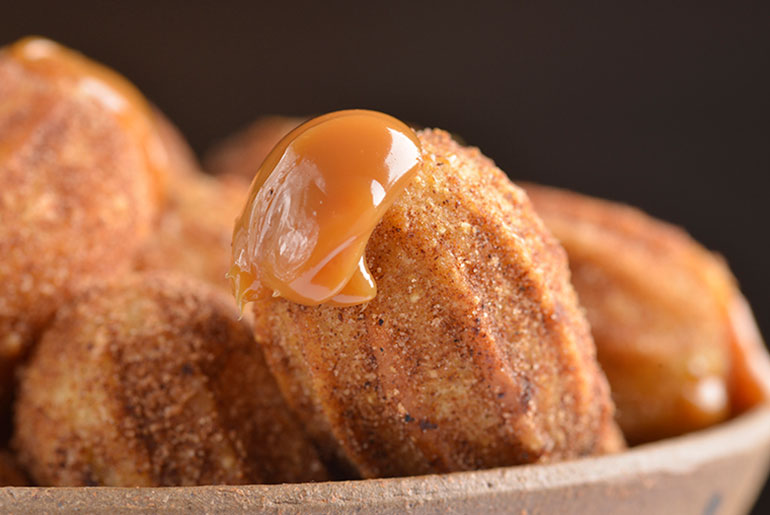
4, 37, 169, 198
229, 110, 422, 308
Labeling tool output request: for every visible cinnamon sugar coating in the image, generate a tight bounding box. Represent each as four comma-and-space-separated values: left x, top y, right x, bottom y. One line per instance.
13, 274, 327, 486
525, 185, 770, 444
250, 129, 623, 478
134, 166, 249, 294
0, 51, 158, 406
151, 107, 201, 179
135, 109, 250, 294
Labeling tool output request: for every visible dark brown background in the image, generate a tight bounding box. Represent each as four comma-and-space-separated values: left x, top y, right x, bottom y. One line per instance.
2, 1, 769, 511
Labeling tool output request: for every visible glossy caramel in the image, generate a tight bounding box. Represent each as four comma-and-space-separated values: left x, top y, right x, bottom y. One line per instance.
3, 37, 168, 198
229, 110, 422, 307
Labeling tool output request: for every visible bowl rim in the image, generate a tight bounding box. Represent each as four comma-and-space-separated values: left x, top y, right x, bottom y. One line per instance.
2, 404, 769, 511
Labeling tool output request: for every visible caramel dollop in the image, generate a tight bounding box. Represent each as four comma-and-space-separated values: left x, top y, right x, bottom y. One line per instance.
229, 110, 422, 308
3, 37, 168, 198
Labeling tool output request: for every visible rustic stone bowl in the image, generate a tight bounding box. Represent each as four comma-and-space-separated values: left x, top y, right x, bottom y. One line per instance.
2, 404, 768, 514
